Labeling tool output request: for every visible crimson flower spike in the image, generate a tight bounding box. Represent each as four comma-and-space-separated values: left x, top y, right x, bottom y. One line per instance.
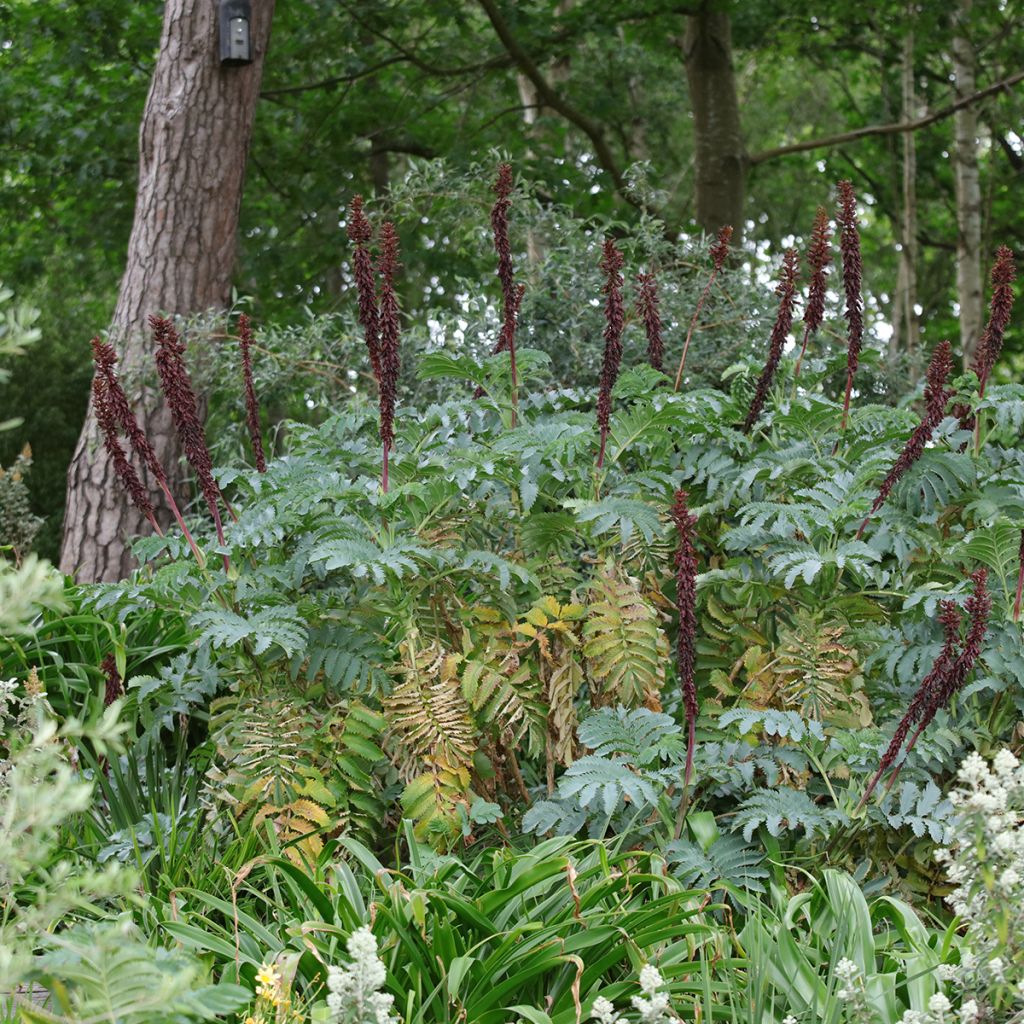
90, 337, 203, 565
101, 653, 123, 707
671, 490, 700, 789
595, 239, 625, 470
856, 600, 962, 811
836, 181, 864, 434
490, 163, 523, 426
238, 314, 267, 472
886, 568, 991, 793
377, 223, 402, 493
151, 315, 231, 567
793, 207, 832, 379
92, 374, 161, 535
636, 272, 664, 373
967, 247, 1016, 449
675, 225, 731, 391
971, 246, 1017, 397
743, 249, 799, 433
856, 340, 954, 538
348, 195, 382, 386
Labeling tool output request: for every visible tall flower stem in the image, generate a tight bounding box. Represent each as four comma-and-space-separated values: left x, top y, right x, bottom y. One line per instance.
490, 163, 523, 427
151, 315, 230, 570
883, 568, 991, 796
671, 489, 699, 837
238, 313, 267, 472
856, 600, 961, 812
971, 246, 1016, 454
377, 223, 401, 493
636, 272, 664, 373
856, 340, 954, 538
836, 181, 864, 436
348, 195, 381, 386
742, 249, 799, 433
91, 337, 204, 567
674, 226, 732, 392
793, 206, 832, 382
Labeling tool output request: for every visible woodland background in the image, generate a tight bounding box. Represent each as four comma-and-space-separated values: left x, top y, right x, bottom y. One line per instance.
1, 0, 1022, 563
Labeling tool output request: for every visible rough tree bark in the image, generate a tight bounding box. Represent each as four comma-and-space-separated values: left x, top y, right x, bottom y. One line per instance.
60, 0, 274, 582
682, 4, 747, 239
951, 0, 983, 369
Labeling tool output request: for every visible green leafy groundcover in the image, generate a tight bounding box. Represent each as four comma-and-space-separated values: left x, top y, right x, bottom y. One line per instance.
3, 197, 1024, 1022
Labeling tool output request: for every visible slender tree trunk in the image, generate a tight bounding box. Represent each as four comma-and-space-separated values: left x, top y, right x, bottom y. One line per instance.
60, 0, 274, 582
896, 25, 921, 375
951, 0, 983, 369
682, 4, 747, 238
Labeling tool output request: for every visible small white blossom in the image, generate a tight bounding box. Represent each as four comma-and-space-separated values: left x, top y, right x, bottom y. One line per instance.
326, 926, 399, 1024
928, 993, 951, 1015
936, 964, 957, 982
639, 964, 663, 996
992, 749, 1019, 777
591, 997, 619, 1024
958, 1000, 979, 1023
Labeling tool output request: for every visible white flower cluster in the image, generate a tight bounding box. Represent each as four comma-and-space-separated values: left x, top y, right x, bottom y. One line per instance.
590, 964, 679, 1024
932, 748, 1024, 1019
326, 927, 400, 1024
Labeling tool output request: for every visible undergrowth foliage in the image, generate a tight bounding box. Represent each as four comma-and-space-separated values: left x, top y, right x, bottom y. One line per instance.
29, 173, 1024, 873
4, 168, 1024, 1024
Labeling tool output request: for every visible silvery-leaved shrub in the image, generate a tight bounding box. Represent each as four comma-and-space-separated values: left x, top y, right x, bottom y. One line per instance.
930, 748, 1024, 1021
326, 926, 400, 1024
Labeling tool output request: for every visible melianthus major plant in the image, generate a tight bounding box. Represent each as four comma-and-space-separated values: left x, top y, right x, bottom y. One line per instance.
38, 169, 1023, 887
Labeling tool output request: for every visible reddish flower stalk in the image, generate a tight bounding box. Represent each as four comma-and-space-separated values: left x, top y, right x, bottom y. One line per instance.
742, 249, 800, 433
856, 600, 961, 810
91, 337, 203, 565
856, 340, 954, 538
836, 181, 864, 433
151, 315, 230, 561
636, 272, 664, 373
490, 163, 523, 426
971, 246, 1016, 396
348, 195, 382, 385
671, 489, 699, 787
968, 247, 1017, 450
238, 314, 267, 472
596, 239, 625, 470
377, 223, 402, 493
675, 225, 732, 391
101, 653, 123, 707
892, 568, 991, 782
93, 375, 160, 533
793, 207, 832, 379
1013, 528, 1024, 623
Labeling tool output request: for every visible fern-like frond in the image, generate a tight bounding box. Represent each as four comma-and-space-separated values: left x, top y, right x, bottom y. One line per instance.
583, 567, 668, 707
667, 834, 769, 893
733, 786, 844, 841
385, 634, 475, 781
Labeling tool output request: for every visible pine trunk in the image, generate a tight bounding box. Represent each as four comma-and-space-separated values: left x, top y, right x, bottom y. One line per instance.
897, 25, 920, 375
59, 0, 274, 582
951, 0, 983, 369
683, 5, 747, 239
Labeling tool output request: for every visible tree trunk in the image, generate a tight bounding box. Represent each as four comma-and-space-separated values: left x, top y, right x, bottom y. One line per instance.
60, 0, 274, 582
894, 24, 921, 375
682, 4, 747, 239
951, 0, 983, 369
